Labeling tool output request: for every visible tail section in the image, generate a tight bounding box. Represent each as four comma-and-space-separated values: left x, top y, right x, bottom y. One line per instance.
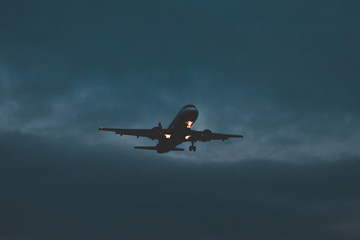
134, 146, 184, 152
134, 146, 157, 150
170, 148, 185, 151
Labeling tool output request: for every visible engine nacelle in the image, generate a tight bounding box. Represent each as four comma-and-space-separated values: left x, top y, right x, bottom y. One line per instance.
201, 129, 212, 142
151, 126, 162, 139
152, 126, 161, 132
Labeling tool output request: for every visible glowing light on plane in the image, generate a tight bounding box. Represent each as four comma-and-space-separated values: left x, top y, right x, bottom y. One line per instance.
185, 135, 191, 140
164, 134, 171, 139
186, 121, 193, 128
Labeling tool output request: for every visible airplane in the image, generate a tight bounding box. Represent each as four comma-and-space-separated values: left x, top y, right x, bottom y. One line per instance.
98, 104, 243, 153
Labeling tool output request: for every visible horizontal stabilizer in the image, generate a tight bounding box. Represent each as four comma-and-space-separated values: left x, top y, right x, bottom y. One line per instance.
134, 146, 157, 150
134, 146, 185, 152
172, 148, 185, 151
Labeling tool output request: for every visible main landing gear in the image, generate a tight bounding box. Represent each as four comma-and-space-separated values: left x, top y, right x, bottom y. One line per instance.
189, 141, 196, 152
189, 146, 196, 152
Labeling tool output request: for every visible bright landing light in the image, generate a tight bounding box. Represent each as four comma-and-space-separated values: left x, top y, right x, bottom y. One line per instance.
186, 121, 193, 129
185, 135, 191, 140
164, 134, 171, 139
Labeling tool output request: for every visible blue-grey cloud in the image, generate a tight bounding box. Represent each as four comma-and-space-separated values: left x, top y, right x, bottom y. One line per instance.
1, 130, 360, 240
1, 1, 360, 238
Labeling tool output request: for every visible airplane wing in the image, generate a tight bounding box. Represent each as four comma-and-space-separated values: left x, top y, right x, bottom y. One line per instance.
98, 127, 160, 140
189, 129, 243, 142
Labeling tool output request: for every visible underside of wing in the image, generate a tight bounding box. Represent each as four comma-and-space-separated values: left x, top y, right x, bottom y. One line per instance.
98, 127, 160, 140
189, 129, 243, 142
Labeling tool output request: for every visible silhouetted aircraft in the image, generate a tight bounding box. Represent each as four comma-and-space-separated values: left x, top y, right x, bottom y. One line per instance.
98, 104, 243, 153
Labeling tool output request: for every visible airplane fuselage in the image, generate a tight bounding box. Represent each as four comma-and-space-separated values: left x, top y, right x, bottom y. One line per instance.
157, 104, 198, 153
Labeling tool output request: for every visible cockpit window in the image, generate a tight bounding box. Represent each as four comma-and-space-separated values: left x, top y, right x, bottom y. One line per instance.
182, 104, 196, 109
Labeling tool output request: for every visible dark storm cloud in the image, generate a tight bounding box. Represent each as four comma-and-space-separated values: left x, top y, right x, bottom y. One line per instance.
1, 130, 360, 240
1, 0, 359, 143
0, 1, 359, 153
1, 0, 359, 110
1, 1, 360, 239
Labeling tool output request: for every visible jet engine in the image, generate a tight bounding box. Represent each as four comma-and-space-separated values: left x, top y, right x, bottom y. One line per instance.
151, 122, 163, 139
152, 126, 161, 132
200, 129, 212, 142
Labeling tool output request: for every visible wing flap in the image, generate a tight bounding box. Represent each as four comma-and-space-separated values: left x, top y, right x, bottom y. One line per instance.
209, 133, 243, 140
189, 129, 243, 142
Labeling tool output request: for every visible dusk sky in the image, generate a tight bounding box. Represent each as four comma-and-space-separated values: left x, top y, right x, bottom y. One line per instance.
1, 0, 360, 239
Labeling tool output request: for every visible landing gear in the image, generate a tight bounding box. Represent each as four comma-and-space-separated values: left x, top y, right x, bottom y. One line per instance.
189, 146, 197, 151
189, 141, 196, 152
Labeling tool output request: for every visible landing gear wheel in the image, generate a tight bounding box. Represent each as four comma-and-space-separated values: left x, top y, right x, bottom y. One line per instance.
189, 140, 196, 152
189, 146, 196, 152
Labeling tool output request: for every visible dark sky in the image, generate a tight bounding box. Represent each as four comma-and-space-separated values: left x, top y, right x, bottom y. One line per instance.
1, 0, 360, 239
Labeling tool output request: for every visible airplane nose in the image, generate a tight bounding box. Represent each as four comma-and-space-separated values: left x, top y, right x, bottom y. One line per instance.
179, 106, 199, 125
187, 108, 198, 120
193, 108, 199, 118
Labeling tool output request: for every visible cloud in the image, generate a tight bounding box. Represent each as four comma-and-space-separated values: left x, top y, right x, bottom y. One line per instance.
1, 130, 360, 239
1, 2, 360, 237
0, 0, 360, 161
